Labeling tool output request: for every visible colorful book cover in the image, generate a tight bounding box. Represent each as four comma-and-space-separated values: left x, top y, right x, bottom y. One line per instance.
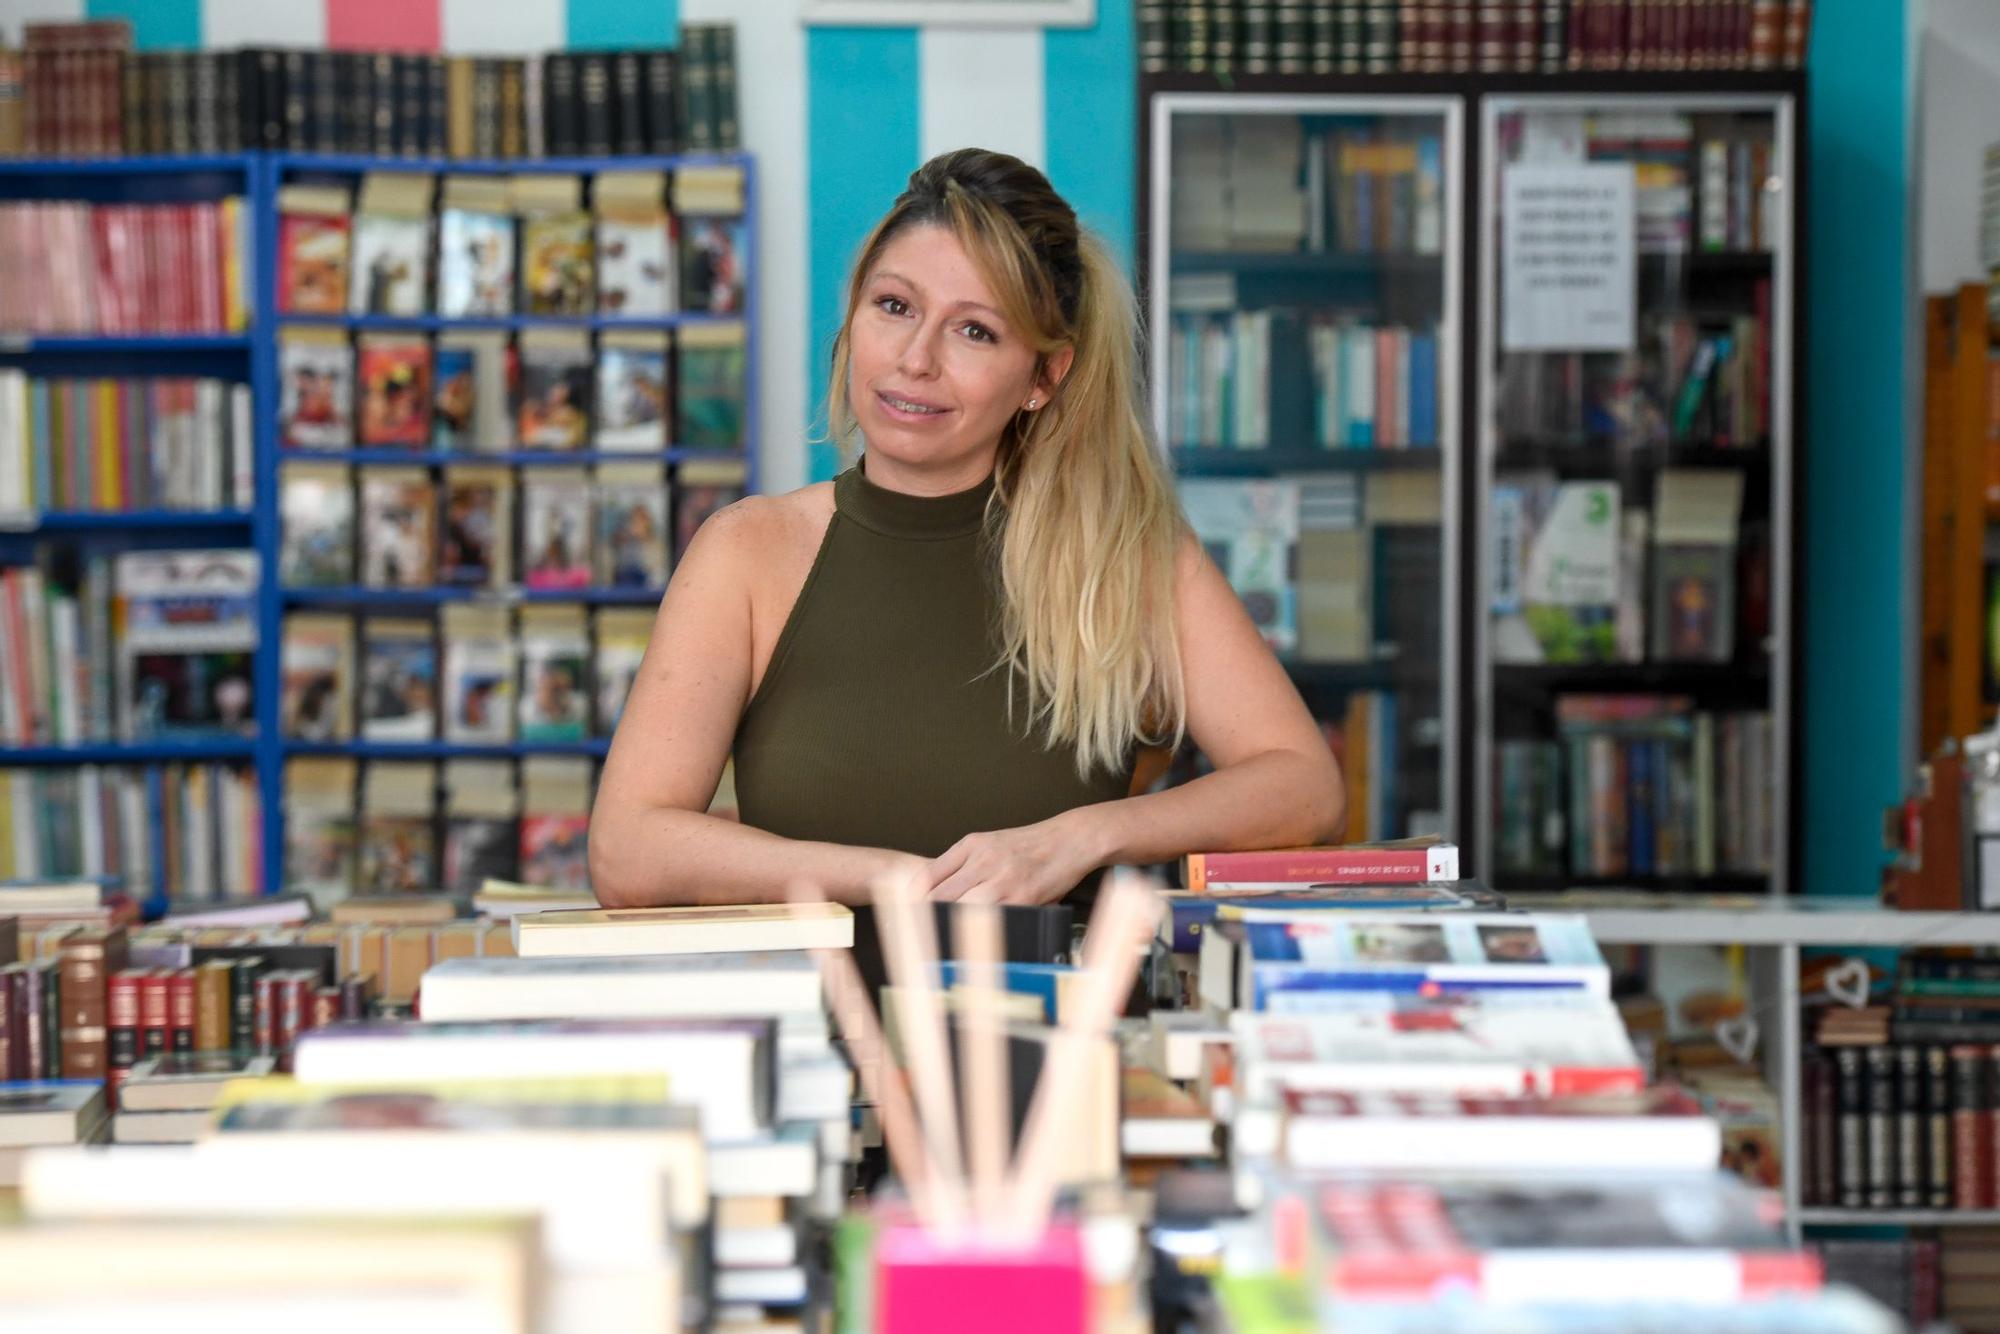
441, 607, 514, 745
278, 334, 354, 449
674, 324, 745, 450
278, 466, 354, 588
521, 472, 593, 590
597, 216, 675, 317
359, 471, 437, 590
594, 475, 669, 589
356, 337, 433, 447
437, 208, 516, 318
672, 477, 743, 564
679, 216, 746, 316
439, 470, 510, 588
348, 214, 432, 317
520, 814, 590, 893
357, 814, 436, 895
280, 615, 352, 743
515, 337, 593, 450
359, 619, 438, 743
595, 341, 670, 451
432, 343, 478, 448
445, 816, 520, 895
519, 639, 590, 744
519, 213, 595, 316
277, 213, 351, 315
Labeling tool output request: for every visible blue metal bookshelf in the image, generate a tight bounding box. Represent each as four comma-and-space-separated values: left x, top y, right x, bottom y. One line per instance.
0, 149, 759, 908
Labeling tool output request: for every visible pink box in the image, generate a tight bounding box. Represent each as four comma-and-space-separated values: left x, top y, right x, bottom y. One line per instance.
875, 1219, 1089, 1334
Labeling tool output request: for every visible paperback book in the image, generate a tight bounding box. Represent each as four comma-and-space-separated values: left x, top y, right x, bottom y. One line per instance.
278, 327, 354, 449
278, 463, 354, 588
441, 604, 514, 744
356, 761, 436, 896
515, 330, 593, 450
436, 177, 515, 319
280, 613, 354, 742
595, 331, 671, 451
438, 465, 512, 588
517, 605, 591, 743
347, 172, 434, 317
594, 169, 673, 317
522, 468, 594, 590
358, 617, 437, 743
594, 464, 669, 589
275, 184, 351, 316
517, 176, 594, 316
675, 322, 746, 450
283, 757, 357, 907
115, 550, 259, 742
355, 335, 432, 448
520, 756, 591, 892
358, 467, 436, 590
594, 608, 651, 736
432, 332, 513, 451
442, 759, 519, 895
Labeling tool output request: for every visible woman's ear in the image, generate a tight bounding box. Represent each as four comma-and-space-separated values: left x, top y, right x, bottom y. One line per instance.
1038, 345, 1076, 400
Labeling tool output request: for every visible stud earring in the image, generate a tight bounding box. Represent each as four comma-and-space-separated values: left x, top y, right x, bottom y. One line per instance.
1025, 399, 1038, 409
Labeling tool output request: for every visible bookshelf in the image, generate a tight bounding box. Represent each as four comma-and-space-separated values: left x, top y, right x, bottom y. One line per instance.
0, 148, 758, 908
0, 152, 262, 914
1139, 70, 1805, 899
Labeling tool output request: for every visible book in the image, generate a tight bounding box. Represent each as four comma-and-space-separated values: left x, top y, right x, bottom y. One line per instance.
275, 183, 351, 315
435, 175, 515, 319
0, 1080, 105, 1146
353, 334, 432, 448
277, 326, 354, 448
441, 604, 515, 745
1279, 1084, 1721, 1172
515, 329, 593, 450
1121, 1065, 1218, 1159
119, 1050, 275, 1112
1308, 1175, 1818, 1305
593, 607, 652, 736
1161, 881, 1506, 954
433, 331, 513, 450
1492, 474, 1628, 664
280, 612, 354, 742
518, 902, 855, 959
673, 459, 746, 562
517, 604, 591, 743
417, 952, 824, 1023
680, 214, 746, 316
595, 169, 673, 317
594, 463, 669, 589
346, 172, 433, 317
516, 175, 594, 316
1651, 468, 1745, 663
442, 760, 518, 895
521, 466, 594, 590
595, 331, 671, 451
1199, 911, 1609, 1012
284, 757, 356, 908
1184, 839, 1458, 891
358, 616, 437, 743
519, 756, 591, 892
115, 550, 258, 742
1229, 992, 1645, 1107
1180, 478, 1300, 653
356, 761, 436, 896
358, 467, 436, 589
675, 322, 746, 450
291, 1016, 777, 1141
278, 462, 353, 587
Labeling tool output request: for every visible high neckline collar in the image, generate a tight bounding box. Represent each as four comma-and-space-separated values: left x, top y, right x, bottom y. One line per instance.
835, 456, 996, 541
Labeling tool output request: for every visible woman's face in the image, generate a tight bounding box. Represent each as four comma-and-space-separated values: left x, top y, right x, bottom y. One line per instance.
847, 223, 1043, 482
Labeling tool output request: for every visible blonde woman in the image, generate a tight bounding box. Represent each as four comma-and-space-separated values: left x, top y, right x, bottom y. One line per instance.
590, 149, 1342, 907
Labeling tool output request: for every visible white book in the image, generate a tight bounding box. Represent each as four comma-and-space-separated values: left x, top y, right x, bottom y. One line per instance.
775, 1055, 852, 1124
714, 1224, 798, 1269
708, 1122, 819, 1198
230, 383, 253, 511
713, 1266, 807, 1307
74, 767, 103, 880
419, 953, 823, 1025
292, 1017, 775, 1142
10, 772, 37, 878
0, 1083, 105, 1148
516, 901, 853, 959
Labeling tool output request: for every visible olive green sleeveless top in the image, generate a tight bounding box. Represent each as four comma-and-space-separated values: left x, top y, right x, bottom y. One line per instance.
732, 460, 1134, 869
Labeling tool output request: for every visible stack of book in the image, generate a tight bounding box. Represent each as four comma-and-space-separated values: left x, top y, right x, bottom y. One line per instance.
0, 19, 741, 158
1139, 0, 1814, 76
0, 197, 250, 336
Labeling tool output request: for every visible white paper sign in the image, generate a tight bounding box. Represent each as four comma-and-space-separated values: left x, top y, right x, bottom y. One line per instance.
1524, 483, 1621, 606
1501, 163, 1636, 352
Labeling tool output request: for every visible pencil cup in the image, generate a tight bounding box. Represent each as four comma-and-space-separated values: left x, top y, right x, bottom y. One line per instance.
874, 1218, 1090, 1334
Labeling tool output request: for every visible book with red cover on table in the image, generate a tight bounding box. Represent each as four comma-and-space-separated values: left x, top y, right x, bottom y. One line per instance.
1182, 838, 1458, 892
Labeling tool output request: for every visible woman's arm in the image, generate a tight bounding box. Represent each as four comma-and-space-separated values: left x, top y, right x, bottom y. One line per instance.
927, 539, 1343, 903
588, 502, 925, 907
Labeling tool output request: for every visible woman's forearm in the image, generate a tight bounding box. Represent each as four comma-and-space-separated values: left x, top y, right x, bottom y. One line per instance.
588, 803, 920, 907
1066, 748, 1344, 870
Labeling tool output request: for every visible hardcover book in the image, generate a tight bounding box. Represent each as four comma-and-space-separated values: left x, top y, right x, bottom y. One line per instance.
517, 901, 854, 958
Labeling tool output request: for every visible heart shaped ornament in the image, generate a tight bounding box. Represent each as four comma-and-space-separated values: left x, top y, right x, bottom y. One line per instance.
1716, 1014, 1760, 1065
1826, 958, 1871, 1010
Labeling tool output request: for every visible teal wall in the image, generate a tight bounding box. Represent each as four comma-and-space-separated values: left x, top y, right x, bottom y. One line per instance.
1802, 1, 1910, 897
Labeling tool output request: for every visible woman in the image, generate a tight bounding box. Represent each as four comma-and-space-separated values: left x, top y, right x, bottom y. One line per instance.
590, 148, 1342, 908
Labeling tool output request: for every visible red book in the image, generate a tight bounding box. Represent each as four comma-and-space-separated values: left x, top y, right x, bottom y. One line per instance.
139, 967, 170, 1058
168, 967, 197, 1053
107, 965, 143, 1074
1183, 841, 1459, 892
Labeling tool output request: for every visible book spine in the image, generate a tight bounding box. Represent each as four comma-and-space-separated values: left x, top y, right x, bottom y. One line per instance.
1952, 1043, 1990, 1209
1896, 1043, 1925, 1208
1834, 1046, 1865, 1208
1927, 1044, 1955, 1208
229, 957, 258, 1056
138, 965, 168, 1058
1864, 1045, 1895, 1209
168, 965, 194, 1053
1806, 1051, 1837, 1206
107, 965, 140, 1083
22, 961, 47, 1082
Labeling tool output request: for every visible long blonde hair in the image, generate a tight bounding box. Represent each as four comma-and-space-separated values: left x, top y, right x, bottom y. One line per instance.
823, 148, 1188, 778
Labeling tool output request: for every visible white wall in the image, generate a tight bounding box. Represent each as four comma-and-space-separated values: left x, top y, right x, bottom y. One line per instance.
1916, 0, 2000, 293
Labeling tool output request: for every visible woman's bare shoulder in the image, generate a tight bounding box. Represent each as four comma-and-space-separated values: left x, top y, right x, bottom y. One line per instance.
685, 481, 836, 575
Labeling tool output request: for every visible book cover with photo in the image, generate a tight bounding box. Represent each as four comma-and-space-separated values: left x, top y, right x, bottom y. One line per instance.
348, 213, 431, 317
594, 468, 669, 589
359, 469, 437, 590
359, 617, 438, 743
521, 470, 593, 590
356, 336, 433, 447
520, 212, 595, 316
597, 216, 675, 317
593, 608, 651, 737
279, 331, 354, 448
438, 467, 512, 588
1179, 478, 1301, 655
279, 464, 355, 588
1491, 473, 1632, 665
115, 550, 260, 742
595, 336, 671, 451
285, 758, 357, 907
357, 812, 437, 896
516, 333, 594, 450
679, 215, 745, 315
437, 207, 515, 318
445, 815, 520, 896
517, 608, 591, 744
520, 814, 590, 894
277, 185, 352, 316
433, 332, 515, 451
441, 605, 515, 744
280, 613, 354, 742
675, 323, 746, 450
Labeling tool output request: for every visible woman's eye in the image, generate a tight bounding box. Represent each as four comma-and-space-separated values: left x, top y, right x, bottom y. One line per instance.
963, 323, 996, 344
876, 296, 909, 316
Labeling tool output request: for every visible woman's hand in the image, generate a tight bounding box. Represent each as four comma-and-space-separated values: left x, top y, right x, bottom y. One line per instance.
922, 811, 1103, 905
